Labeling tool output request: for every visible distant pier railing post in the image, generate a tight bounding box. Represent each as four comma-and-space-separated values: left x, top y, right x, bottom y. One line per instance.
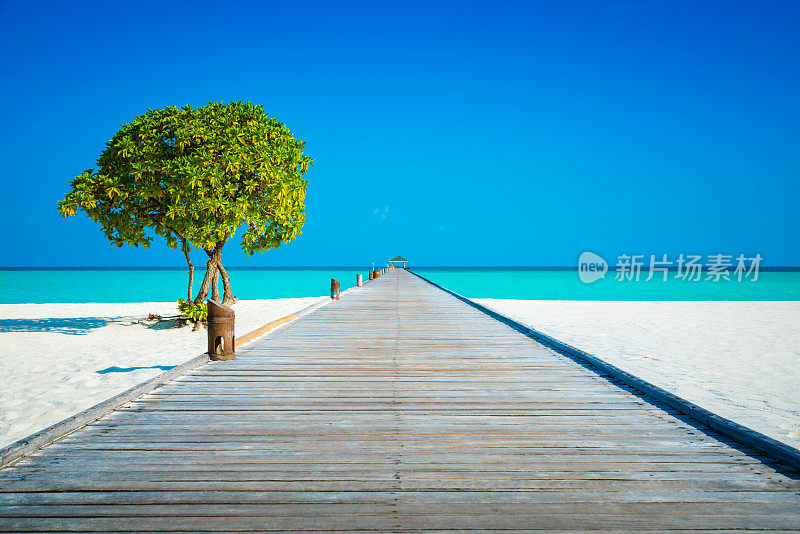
331, 278, 341, 299
357, 274, 363, 287
207, 299, 235, 361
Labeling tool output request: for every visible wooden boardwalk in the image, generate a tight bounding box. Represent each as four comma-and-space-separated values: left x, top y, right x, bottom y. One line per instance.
1, 268, 799, 532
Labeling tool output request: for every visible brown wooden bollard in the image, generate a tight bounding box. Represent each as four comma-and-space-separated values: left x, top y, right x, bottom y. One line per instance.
331, 278, 340, 300
357, 273, 363, 287
207, 299, 235, 361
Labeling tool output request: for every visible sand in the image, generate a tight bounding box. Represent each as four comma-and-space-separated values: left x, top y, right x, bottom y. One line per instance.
0, 297, 325, 449
475, 299, 800, 449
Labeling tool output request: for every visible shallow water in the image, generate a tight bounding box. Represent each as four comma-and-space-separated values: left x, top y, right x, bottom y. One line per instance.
0, 268, 361, 304
1, 267, 799, 303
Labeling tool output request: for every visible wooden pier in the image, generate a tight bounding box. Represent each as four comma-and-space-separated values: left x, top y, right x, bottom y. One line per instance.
1, 268, 799, 532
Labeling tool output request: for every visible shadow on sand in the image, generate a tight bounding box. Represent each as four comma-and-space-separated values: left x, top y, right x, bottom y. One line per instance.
0, 317, 123, 335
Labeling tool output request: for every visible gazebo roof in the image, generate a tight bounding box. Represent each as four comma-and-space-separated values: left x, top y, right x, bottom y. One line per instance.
391, 256, 407, 262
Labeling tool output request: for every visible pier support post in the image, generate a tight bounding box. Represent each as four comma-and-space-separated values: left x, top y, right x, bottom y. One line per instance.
357, 274, 363, 287
368, 270, 374, 280
331, 278, 341, 299
207, 299, 235, 361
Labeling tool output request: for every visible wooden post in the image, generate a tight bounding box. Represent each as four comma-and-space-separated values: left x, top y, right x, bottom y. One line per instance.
357, 274, 363, 287
207, 299, 235, 361
331, 278, 340, 300
368, 270, 374, 280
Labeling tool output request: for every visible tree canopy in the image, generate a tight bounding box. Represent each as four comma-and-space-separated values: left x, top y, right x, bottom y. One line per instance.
58, 101, 312, 305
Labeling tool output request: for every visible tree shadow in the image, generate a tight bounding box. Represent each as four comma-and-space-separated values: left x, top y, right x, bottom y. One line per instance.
0, 317, 123, 335
143, 319, 187, 330
96, 365, 177, 374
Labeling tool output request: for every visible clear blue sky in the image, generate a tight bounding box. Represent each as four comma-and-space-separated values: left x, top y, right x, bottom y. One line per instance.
1, 1, 798, 267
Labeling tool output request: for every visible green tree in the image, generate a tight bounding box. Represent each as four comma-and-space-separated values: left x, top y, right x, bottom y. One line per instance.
58, 101, 312, 305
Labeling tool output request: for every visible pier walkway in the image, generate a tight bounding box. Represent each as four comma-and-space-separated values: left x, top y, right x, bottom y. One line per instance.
1, 268, 799, 531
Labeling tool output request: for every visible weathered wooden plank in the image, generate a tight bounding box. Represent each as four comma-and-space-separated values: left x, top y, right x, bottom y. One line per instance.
2, 513, 799, 531
3, 501, 800, 519
2, 479, 796, 493
6, 475, 782, 492
3, 452, 769, 466
3, 490, 798, 505
52, 436, 734, 449
8, 460, 774, 475
5, 467, 777, 480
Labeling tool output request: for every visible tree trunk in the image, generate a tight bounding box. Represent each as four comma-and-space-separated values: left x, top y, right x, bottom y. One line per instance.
180, 238, 194, 302
193, 241, 225, 304
211, 269, 220, 301
218, 262, 238, 305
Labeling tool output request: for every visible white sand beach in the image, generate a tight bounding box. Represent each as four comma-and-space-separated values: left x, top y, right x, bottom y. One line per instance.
0, 297, 325, 449
475, 300, 800, 450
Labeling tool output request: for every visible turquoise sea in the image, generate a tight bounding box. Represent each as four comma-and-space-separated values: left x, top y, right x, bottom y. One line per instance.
1, 268, 799, 303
